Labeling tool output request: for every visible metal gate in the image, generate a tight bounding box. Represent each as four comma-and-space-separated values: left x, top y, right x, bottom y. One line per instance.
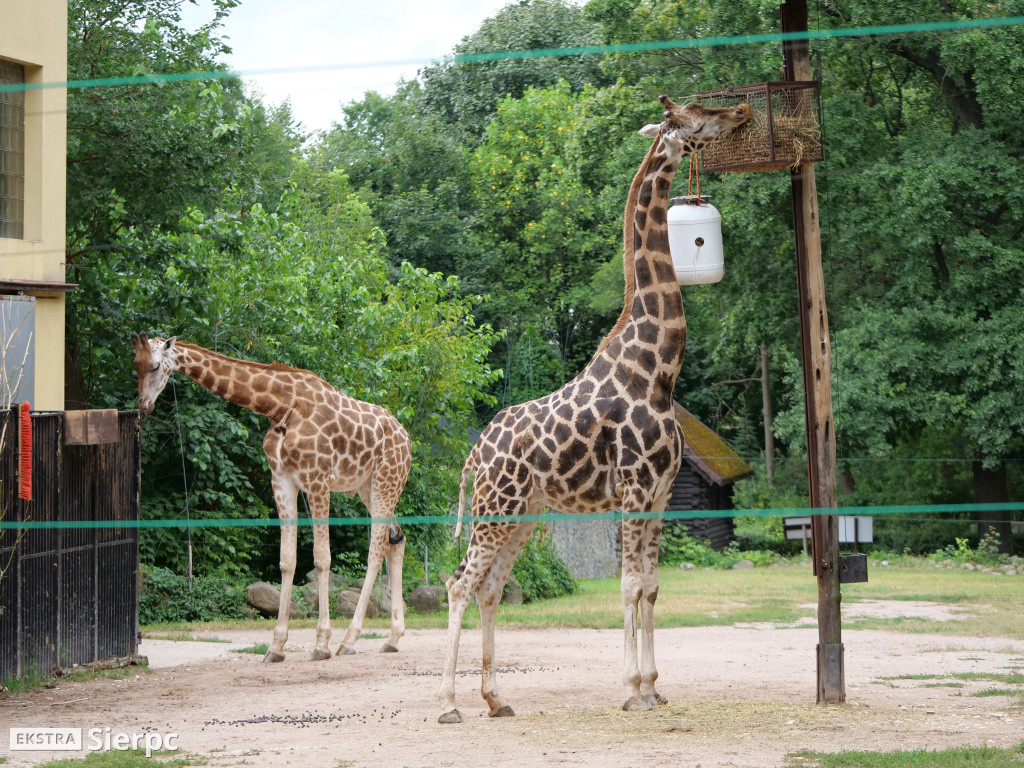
0, 410, 141, 680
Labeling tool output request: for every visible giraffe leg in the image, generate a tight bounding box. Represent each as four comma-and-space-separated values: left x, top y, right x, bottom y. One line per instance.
437, 573, 471, 724
478, 521, 536, 718
438, 520, 520, 724
638, 516, 666, 707
266, 476, 299, 663
381, 525, 405, 653
338, 517, 387, 655
308, 486, 333, 661
619, 516, 648, 710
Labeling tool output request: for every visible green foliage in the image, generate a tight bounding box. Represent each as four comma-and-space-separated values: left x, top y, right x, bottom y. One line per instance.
230, 642, 270, 655
29, 751, 203, 768
783, 742, 1024, 768
932, 532, 1012, 568
660, 528, 787, 568
659, 528, 722, 567
137, 566, 251, 625
466, 82, 623, 409
76, 138, 500, 577
65, 0, 302, 408
426, 528, 576, 603
509, 530, 577, 603
421, 0, 613, 141
66, 0, 1024, 584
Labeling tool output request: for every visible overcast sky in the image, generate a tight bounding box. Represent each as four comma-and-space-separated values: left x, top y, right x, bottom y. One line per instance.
180, 0, 517, 133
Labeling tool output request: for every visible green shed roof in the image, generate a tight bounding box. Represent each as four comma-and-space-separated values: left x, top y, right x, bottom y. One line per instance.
673, 402, 753, 487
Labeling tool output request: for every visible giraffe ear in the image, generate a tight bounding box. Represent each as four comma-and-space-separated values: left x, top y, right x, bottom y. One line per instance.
638, 124, 661, 139
164, 336, 177, 351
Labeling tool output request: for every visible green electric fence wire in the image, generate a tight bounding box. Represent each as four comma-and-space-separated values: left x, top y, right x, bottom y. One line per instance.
3, 502, 1022, 529
2, 16, 1023, 95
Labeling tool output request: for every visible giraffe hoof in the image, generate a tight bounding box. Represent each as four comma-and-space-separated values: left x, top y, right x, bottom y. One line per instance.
643, 692, 668, 707
311, 648, 333, 661
622, 696, 653, 712
339, 645, 357, 656
262, 651, 285, 664
489, 705, 515, 718
438, 709, 464, 724
380, 643, 399, 654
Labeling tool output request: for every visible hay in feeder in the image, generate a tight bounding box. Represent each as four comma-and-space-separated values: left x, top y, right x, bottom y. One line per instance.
697, 82, 823, 172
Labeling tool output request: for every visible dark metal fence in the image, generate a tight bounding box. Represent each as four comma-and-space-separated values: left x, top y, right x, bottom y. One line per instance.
0, 410, 141, 680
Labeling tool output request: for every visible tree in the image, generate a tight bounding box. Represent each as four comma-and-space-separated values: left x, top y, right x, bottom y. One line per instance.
421, 0, 614, 142
577, 0, 1022, 553
464, 82, 627, 408
319, 82, 481, 277
65, 0, 303, 408
93, 150, 502, 574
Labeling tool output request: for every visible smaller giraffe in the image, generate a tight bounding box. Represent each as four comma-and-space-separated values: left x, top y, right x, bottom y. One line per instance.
130, 333, 411, 661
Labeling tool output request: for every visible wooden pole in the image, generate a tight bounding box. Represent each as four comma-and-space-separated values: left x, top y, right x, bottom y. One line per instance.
760, 342, 775, 483
780, 0, 844, 704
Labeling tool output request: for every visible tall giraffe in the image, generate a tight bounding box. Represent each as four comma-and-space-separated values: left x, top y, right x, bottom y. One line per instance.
438, 96, 749, 724
130, 334, 411, 661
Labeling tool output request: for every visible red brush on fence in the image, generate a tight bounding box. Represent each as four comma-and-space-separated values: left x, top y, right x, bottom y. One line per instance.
18, 401, 31, 501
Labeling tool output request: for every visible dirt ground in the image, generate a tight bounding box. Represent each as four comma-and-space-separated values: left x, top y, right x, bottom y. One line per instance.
2, 601, 1022, 768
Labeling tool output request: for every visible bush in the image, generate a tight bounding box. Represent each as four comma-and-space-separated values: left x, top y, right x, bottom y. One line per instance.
509, 530, 576, 603
419, 526, 576, 603
138, 565, 252, 624
661, 530, 787, 569
930, 532, 1012, 568
659, 528, 721, 567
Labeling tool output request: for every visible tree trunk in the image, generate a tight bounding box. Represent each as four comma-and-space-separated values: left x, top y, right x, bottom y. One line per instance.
972, 461, 1014, 556
760, 343, 775, 484
64, 338, 90, 411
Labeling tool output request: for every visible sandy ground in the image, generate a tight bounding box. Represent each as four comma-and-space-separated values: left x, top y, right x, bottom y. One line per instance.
2, 601, 1022, 768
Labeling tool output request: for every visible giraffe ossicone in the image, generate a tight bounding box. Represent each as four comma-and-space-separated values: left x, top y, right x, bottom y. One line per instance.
130, 333, 411, 661
438, 96, 749, 724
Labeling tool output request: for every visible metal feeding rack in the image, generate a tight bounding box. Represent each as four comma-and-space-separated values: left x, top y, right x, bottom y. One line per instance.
696, 81, 823, 172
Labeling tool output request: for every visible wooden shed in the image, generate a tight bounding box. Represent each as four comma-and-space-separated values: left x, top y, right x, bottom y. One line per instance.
666, 402, 753, 550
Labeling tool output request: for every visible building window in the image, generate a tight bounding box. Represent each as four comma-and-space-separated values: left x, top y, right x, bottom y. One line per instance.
0, 59, 26, 240
0, 295, 35, 404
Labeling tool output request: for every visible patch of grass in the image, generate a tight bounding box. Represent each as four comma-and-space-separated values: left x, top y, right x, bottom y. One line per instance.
877, 673, 948, 681
2, 663, 51, 693
879, 671, 1023, 686
32, 749, 205, 767
60, 666, 146, 685
874, 671, 1024, 708
783, 742, 1024, 767
139, 562, 1024, 638
955, 671, 1024, 685
3, 662, 145, 694
144, 632, 232, 643
974, 687, 1021, 698
231, 642, 270, 655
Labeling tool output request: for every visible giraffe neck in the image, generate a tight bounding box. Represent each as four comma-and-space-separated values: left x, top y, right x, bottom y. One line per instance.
596, 137, 687, 376
172, 342, 292, 422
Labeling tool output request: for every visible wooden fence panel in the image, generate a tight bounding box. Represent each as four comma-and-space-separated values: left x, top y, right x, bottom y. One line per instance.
0, 410, 140, 680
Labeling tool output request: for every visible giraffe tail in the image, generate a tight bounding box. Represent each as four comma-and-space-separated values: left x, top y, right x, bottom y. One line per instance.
452, 447, 478, 540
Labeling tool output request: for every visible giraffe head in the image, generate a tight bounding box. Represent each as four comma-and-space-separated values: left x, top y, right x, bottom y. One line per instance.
130, 332, 177, 413
638, 96, 749, 155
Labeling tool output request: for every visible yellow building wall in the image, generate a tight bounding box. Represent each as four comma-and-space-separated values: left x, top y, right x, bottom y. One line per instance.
0, 0, 68, 411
